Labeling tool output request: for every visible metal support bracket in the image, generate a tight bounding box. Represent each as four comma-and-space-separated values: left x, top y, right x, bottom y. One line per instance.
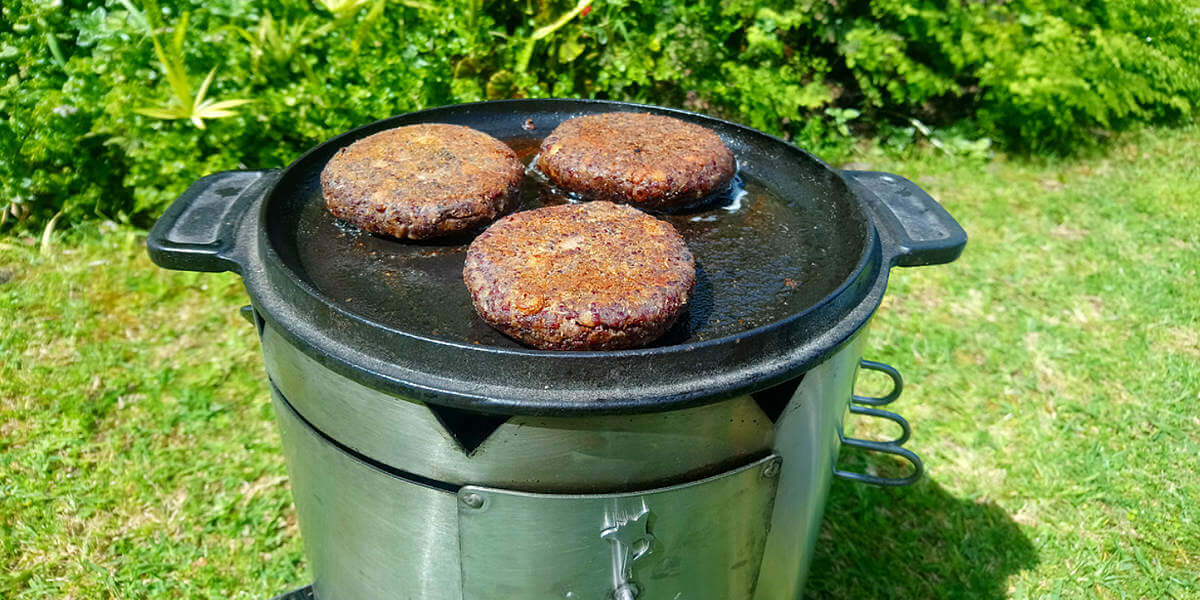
834, 359, 924, 487
852, 359, 903, 406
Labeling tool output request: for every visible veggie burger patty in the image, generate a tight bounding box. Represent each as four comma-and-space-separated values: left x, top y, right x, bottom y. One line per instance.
463, 201, 695, 350
537, 112, 736, 210
321, 123, 524, 240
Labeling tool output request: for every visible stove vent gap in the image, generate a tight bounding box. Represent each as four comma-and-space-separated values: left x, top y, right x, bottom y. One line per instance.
752, 374, 806, 423
425, 404, 510, 455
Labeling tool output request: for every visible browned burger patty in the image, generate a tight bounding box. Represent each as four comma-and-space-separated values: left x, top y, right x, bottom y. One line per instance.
321, 123, 524, 240
537, 112, 736, 210
463, 201, 695, 350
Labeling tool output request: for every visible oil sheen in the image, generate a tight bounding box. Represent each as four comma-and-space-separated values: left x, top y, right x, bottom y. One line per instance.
288, 136, 856, 350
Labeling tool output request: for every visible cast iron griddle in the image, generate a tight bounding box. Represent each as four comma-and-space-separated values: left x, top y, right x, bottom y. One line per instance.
149, 99, 981, 413
268, 110, 866, 350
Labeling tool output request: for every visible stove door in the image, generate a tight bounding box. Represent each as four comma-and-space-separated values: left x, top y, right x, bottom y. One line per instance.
457, 454, 782, 600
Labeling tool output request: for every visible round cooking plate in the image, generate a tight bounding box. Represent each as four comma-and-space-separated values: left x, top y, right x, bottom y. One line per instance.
149, 99, 964, 414
263, 101, 870, 352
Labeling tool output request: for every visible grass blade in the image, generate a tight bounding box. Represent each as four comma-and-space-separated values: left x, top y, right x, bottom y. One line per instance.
39, 211, 64, 256
193, 68, 216, 113
133, 107, 182, 119
531, 0, 592, 41
199, 98, 253, 111
150, 35, 190, 105
173, 11, 190, 57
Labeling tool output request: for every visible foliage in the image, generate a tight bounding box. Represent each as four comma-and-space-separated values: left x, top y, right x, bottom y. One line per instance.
2, 126, 1198, 598
1, 0, 1198, 229
131, 6, 253, 129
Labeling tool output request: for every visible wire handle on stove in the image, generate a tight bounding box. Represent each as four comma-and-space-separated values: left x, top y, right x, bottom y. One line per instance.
852, 359, 903, 406
834, 359, 924, 487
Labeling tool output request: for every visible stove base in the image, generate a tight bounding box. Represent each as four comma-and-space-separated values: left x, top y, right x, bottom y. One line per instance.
270, 586, 314, 600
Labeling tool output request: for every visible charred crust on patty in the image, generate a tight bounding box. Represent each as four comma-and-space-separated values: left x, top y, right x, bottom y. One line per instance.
321, 123, 524, 240
537, 112, 736, 210
463, 201, 696, 351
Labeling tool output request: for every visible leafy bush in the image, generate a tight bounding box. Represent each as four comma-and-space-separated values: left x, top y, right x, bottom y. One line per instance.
2, 0, 1198, 230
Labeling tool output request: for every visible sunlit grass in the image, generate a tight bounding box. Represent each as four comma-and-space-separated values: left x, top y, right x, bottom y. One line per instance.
0, 228, 300, 599
813, 126, 1200, 598
1, 126, 1197, 599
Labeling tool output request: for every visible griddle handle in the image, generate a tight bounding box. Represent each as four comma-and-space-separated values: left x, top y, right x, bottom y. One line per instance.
843, 171, 967, 267
147, 170, 278, 273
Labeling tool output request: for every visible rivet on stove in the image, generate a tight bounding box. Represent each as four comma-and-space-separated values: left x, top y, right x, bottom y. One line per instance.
761, 460, 781, 479
460, 492, 486, 509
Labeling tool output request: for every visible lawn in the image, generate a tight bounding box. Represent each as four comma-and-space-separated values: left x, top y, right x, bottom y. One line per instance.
1, 126, 1198, 599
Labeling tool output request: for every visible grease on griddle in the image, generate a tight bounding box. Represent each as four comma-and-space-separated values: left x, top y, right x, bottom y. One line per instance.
289, 134, 846, 349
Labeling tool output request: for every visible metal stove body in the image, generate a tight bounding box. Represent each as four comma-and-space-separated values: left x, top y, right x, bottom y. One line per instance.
262, 321, 912, 600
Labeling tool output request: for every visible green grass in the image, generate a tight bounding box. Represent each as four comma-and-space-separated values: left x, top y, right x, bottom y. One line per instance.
2, 127, 1198, 599
0, 230, 301, 598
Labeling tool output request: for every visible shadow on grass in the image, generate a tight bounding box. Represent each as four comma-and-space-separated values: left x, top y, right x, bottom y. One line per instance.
804, 477, 1037, 599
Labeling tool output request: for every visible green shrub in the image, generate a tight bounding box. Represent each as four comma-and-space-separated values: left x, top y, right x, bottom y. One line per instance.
1, 0, 1198, 230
